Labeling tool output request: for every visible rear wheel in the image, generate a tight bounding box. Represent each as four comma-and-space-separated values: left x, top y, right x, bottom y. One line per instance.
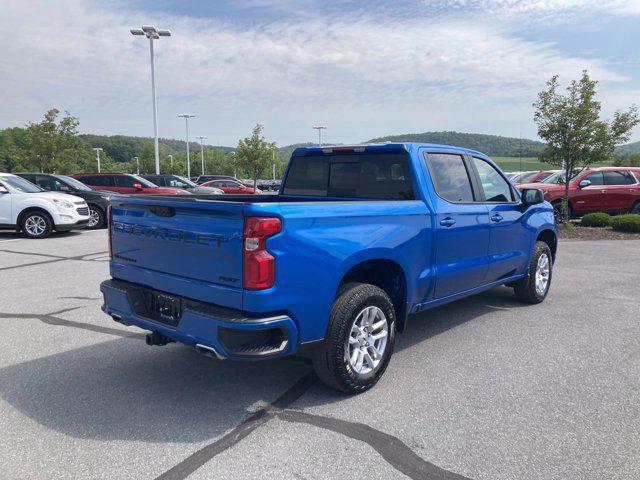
21, 211, 53, 239
513, 241, 553, 304
87, 205, 105, 229
313, 283, 396, 394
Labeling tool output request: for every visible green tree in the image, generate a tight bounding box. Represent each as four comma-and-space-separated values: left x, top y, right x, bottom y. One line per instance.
26, 109, 93, 173
533, 71, 639, 222
235, 124, 277, 189
614, 152, 640, 167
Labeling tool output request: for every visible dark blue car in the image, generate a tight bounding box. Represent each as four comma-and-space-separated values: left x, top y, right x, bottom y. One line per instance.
101, 143, 557, 393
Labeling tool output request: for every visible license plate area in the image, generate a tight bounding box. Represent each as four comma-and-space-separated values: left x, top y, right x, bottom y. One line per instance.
128, 287, 183, 327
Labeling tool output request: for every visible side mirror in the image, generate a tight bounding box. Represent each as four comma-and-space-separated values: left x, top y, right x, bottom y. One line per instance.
0, 186, 8, 194
521, 188, 544, 211
578, 180, 591, 189
133, 183, 143, 190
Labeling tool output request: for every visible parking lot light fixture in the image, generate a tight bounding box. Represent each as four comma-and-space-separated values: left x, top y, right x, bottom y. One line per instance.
168, 154, 173, 174
93, 148, 103, 173
178, 114, 195, 179
133, 156, 139, 175
313, 126, 326, 147
130, 25, 171, 175
196, 136, 207, 176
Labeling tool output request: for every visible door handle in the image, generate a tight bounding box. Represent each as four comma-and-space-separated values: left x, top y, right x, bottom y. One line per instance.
490, 213, 503, 223
439, 217, 456, 227
601, 190, 607, 193
630, 189, 636, 193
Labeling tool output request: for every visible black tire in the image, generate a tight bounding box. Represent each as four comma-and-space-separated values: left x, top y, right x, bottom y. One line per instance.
552, 201, 572, 223
513, 241, 553, 304
631, 202, 640, 215
87, 205, 105, 229
20, 210, 53, 239
312, 282, 396, 394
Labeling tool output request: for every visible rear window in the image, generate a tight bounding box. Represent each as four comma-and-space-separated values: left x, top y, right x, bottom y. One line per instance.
282, 153, 414, 200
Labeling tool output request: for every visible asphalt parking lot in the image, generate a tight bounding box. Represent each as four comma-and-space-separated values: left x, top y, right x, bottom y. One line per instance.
0, 230, 639, 480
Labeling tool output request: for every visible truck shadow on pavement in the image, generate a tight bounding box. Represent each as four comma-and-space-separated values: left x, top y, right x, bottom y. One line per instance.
0, 285, 529, 445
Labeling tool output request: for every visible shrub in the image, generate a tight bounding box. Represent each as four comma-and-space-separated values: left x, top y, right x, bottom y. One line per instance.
581, 212, 612, 228
610, 214, 640, 233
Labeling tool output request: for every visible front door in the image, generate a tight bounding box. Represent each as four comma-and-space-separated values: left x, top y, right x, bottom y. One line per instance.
469, 156, 530, 283
572, 171, 606, 214
424, 152, 491, 299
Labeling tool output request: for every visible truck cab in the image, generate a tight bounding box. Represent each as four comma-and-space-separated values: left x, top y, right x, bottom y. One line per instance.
101, 143, 556, 393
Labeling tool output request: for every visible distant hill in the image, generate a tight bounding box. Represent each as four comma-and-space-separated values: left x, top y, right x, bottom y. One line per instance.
276, 142, 316, 162
365, 131, 545, 157
616, 141, 640, 155
80, 134, 234, 163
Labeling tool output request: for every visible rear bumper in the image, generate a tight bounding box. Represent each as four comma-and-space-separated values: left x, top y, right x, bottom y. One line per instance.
100, 279, 298, 360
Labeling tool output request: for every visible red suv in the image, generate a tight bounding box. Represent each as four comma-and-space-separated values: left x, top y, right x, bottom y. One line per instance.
528, 167, 640, 219
72, 174, 188, 195
202, 179, 261, 194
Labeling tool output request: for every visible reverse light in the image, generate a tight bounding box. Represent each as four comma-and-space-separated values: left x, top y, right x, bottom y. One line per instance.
243, 217, 281, 290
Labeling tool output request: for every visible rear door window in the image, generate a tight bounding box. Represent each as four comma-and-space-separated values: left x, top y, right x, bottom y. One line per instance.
424, 153, 474, 202
81, 176, 114, 187
283, 153, 414, 199
604, 170, 636, 185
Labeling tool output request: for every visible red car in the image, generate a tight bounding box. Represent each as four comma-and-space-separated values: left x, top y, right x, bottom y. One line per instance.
512, 170, 556, 186
202, 179, 261, 194
72, 174, 187, 195
526, 167, 640, 219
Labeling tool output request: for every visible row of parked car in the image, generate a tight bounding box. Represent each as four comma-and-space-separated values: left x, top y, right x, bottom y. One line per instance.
0, 172, 264, 239
505, 166, 640, 221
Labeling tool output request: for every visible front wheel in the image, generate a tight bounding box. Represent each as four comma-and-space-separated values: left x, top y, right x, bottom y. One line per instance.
21, 211, 53, 239
313, 283, 396, 394
87, 206, 105, 229
552, 201, 572, 224
512, 241, 553, 304
631, 202, 640, 215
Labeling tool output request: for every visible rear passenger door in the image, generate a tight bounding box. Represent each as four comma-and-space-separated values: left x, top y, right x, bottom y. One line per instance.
469, 157, 530, 284
424, 152, 491, 299
602, 170, 638, 213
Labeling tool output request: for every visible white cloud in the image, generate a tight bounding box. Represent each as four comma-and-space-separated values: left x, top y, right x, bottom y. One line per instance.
0, 0, 636, 145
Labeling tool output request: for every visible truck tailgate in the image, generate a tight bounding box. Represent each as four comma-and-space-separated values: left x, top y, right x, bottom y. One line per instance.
109, 197, 244, 307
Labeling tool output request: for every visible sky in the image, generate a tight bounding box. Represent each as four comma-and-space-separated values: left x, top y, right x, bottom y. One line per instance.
1, 0, 638, 147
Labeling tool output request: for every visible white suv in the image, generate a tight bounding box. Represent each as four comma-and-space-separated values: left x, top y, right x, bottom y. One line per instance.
0, 173, 90, 239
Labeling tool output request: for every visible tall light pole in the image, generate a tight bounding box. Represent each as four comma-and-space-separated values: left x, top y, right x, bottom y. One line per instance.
178, 114, 195, 179
313, 126, 326, 146
130, 25, 171, 175
93, 148, 103, 173
168, 154, 173, 174
133, 156, 139, 175
196, 136, 207, 176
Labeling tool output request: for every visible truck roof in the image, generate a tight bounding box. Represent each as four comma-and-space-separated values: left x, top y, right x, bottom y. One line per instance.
292, 142, 486, 158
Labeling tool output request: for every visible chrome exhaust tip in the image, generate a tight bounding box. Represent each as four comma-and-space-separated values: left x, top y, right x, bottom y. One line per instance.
195, 343, 226, 360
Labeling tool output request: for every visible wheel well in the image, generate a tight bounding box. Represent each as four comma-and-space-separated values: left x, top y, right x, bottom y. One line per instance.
338, 259, 408, 332
537, 229, 557, 260
17, 207, 53, 230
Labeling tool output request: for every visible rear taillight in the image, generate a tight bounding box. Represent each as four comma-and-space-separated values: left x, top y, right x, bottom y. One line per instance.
107, 205, 113, 259
243, 217, 281, 290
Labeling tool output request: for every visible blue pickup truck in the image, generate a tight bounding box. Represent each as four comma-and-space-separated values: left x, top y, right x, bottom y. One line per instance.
101, 143, 557, 393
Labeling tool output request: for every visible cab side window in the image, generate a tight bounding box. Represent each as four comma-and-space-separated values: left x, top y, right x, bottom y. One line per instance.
471, 157, 514, 202
114, 176, 138, 188
583, 172, 604, 186
425, 153, 474, 202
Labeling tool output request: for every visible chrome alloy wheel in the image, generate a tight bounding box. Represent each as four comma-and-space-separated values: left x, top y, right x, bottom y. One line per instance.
88, 208, 100, 228
345, 306, 389, 375
535, 253, 550, 296
25, 215, 46, 236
